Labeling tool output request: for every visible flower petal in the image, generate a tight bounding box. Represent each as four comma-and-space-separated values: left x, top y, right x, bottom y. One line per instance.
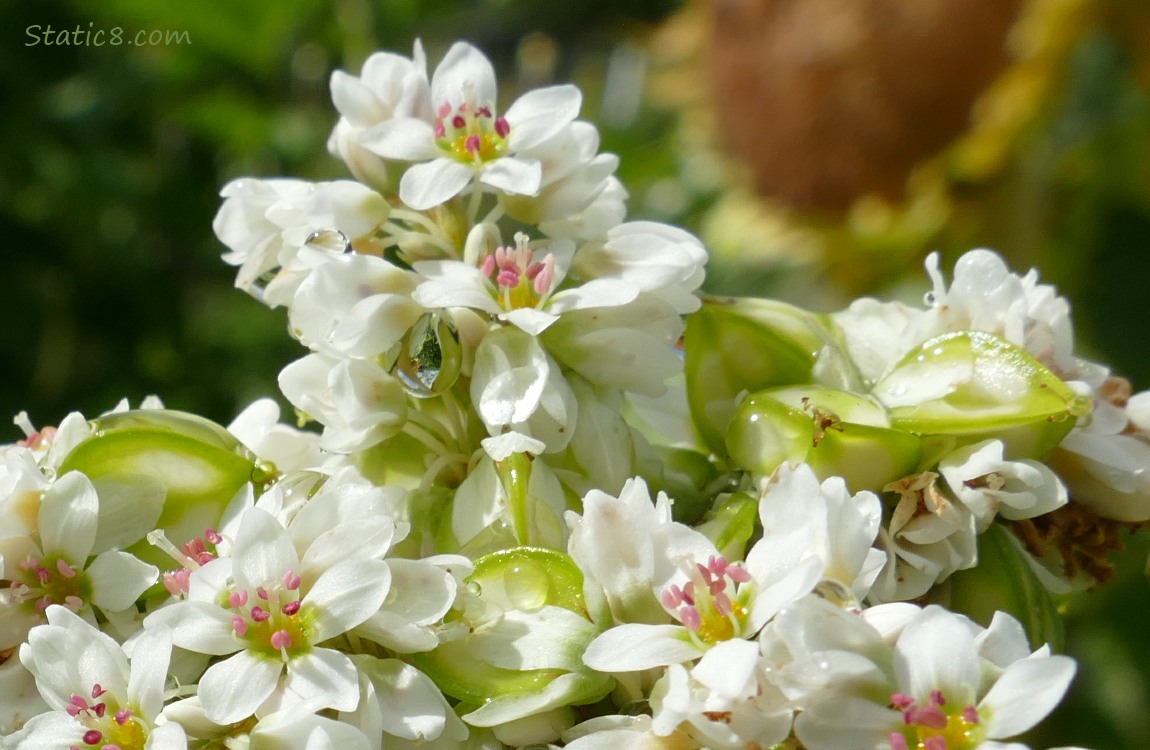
399, 159, 473, 210
39, 472, 98, 562
431, 42, 497, 109
582, 624, 701, 672
480, 157, 542, 197
305, 559, 392, 641
505, 84, 583, 151
87, 550, 158, 612
282, 648, 361, 714
198, 649, 283, 724
358, 117, 439, 160
981, 654, 1076, 738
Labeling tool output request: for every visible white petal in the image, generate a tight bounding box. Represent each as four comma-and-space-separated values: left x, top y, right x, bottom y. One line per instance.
399, 159, 473, 210
233, 508, 299, 594
128, 626, 173, 720
479, 157, 543, 197
39, 472, 97, 562
144, 600, 241, 656
283, 648, 361, 713
895, 605, 980, 703
90, 474, 166, 554
358, 117, 439, 160
198, 650, 283, 724
582, 624, 701, 672
431, 42, 496, 109
87, 550, 158, 612
505, 85, 582, 151
305, 559, 392, 641
144, 721, 187, 750
981, 654, 1076, 738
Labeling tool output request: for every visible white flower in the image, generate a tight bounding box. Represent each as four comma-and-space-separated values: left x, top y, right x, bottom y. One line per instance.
782, 603, 1077, 750
565, 477, 716, 627
870, 472, 978, 603
360, 41, 585, 210
758, 463, 886, 604
938, 440, 1068, 531
327, 41, 434, 187
144, 507, 392, 724
278, 353, 408, 453
213, 178, 390, 307
582, 509, 823, 671
0, 472, 158, 650
649, 639, 793, 749
15, 605, 184, 750
227, 398, 327, 476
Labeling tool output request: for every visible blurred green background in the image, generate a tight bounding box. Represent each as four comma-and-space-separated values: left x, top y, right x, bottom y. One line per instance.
2, 0, 1149, 747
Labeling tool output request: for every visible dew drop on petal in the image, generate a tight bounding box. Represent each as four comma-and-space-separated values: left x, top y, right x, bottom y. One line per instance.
390, 313, 463, 398
304, 228, 352, 255
248, 265, 283, 303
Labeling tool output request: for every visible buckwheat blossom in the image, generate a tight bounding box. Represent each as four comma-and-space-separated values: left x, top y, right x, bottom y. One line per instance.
327, 41, 434, 188
213, 178, 390, 307
14, 605, 184, 750
582, 503, 824, 671
937, 440, 1068, 531
360, 41, 586, 211
144, 507, 391, 724
767, 600, 1079, 750
0, 472, 158, 651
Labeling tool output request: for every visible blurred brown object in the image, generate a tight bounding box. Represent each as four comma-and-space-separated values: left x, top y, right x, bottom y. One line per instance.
710, 0, 1026, 212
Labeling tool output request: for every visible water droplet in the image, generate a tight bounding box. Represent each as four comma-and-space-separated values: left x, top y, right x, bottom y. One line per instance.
465, 581, 482, 596
275, 470, 328, 503
503, 560, 550, 612
248, 265, 283, 303
812, 579, 860, 611
887, 383, 907, 398
304, 228, 352, 254
390, 313, 463, 398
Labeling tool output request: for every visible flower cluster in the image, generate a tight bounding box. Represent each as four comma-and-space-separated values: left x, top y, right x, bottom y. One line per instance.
4, 37, 1146, 750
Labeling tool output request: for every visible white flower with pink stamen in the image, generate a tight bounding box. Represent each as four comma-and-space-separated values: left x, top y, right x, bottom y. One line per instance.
15, 605, 185, 750
413, 231, 637, 337
582, 537, 822, 672
143, 506, 391, 725
360, 41, 586, 211
0, 472, 158, 652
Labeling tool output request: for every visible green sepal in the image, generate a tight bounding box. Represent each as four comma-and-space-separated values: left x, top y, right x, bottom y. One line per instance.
944, 522, 1065, 651
683, 297, 828, 457
876, 331, 1086, 459
58, 409, 261, 568
694, 491, 759, 561
650, 446, 720, 525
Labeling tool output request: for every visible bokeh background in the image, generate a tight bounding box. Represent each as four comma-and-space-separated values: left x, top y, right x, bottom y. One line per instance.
3, 0, 1149, 746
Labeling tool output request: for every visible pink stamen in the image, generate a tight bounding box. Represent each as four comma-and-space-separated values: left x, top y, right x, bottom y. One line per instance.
114, 707, 133, 725
495, 117, 510, 138
888, 733, 909, 750
35, 596, 52, 613
680, 605, 701, 632
464, 134, 482, 154
64, 595, 83, 612
452, 115, 466, 129
890, 693, 915, 710
681, 581, 695, 606
161, 572, 183, 596
232, 615, 248, 637
19, 556, 39, 571
532, 256, 555, 297
480, 254, 496, 277
497, 269, 520, 287
229, 590, 249, 608
661, 586, 683, 609
282, 600, 301, 616
57, 559, 77, 579
82, 730, 103, 745
282, 569, 301, 591
91, 684, 106, 698
92, 703, 106, 718
907, 706, 947, 730
477, 106, 492, 118
727, 565, 752, 584
35, 566, 51, 584
434, 121, 446, 139
713, 591, 733, 617
270, 629, 292, 650
962, 705, 980, 724
923, 737, 947, 750
257, 587, 269, 600
929, 689, 946, 707
205, 528, 223, 545
437, 101, 452, 118
251, 606, 270, 622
